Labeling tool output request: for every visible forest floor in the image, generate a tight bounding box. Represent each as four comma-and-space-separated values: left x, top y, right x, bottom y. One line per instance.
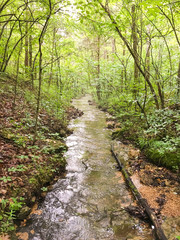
0, 77, 83, 237
107, 119, 180, 239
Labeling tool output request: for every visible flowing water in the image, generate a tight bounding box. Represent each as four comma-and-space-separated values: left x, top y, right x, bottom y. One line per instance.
17, 95, 153, 240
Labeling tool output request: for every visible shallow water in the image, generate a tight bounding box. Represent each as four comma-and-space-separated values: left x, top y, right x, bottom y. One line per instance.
17, 95, 153, 240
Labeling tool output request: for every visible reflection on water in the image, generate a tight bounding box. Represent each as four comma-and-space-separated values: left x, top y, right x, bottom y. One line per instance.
17, 95, 153, 240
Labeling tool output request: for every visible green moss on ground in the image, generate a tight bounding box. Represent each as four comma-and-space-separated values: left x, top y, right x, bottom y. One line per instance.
110, 110, 180, 171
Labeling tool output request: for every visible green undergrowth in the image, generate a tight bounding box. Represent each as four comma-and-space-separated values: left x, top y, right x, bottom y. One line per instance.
99, 97, 180, 171
0, 74, 72, 236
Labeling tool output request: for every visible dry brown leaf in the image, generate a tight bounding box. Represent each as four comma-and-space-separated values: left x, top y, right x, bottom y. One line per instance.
16, 232, 29, 240
0, 189, 7, 195
30, 203, 42, 216
30, 230, 35, 235
0, 235, 10, 240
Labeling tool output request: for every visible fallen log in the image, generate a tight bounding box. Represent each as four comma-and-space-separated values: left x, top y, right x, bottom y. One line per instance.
111, 144, 168, 240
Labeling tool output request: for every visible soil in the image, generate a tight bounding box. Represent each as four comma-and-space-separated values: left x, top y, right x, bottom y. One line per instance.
113, 141, 180, 217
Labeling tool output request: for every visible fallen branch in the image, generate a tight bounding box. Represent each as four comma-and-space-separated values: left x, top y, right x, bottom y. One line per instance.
111, 144, 168, 240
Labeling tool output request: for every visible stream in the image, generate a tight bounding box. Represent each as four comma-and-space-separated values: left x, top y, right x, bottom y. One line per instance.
17, 95, 153, 240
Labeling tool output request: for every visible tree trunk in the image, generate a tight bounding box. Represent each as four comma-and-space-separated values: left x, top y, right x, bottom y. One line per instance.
98, 1, 160, 109
121, 43, 126, 92
156, 47, 165, 109
0, 0, 11, 14
48, 27, 56, 88
29, 34, 33, 88
96, 35, 101, 101
33, 12, 51, 144
112, 38, 116, 60
132, 4, 139, 101
12, 42, 22, 111
24, 21, 29, 73
143, 26, 151, 112
177, 61, 180, 99
0, 21, 16, 71
55, 40, 63, 95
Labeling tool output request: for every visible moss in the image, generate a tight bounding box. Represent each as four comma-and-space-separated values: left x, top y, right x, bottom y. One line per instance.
112, 128, 127, 140
112, 127, 138, 142
144, 147, 180, 170
0, 128, 14, 140
112, 124, 179, 171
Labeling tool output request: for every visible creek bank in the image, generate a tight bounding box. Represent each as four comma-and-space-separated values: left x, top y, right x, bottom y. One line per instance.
100, 101, 180, 171
110, 130, 180, 240
92, 100, 180, 239
0, 77, 83, 237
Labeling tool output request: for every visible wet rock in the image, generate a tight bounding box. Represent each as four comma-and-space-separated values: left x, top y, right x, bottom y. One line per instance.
17, 206, 31, 220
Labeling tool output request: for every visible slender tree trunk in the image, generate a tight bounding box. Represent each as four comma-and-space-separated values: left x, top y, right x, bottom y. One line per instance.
177, 61, 180, 99
132, 4, 139, 101
55, 41, 63, 95
12, 43, 22, 111
0, 22, 16, 71
29, 34, 33, 88
48, 27, 56, 88
98, 1, 160, 109
112, 38, 116, 61
139, 0, 143, 69
24, 21, 29, 73
121, 43, 126, 92
0, 0, 11, 14
33, 11, 51, 144
156, 47, 165, 109
96, 35, 101, 101
2, 19, 36, 72
143, 26, 151, 112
